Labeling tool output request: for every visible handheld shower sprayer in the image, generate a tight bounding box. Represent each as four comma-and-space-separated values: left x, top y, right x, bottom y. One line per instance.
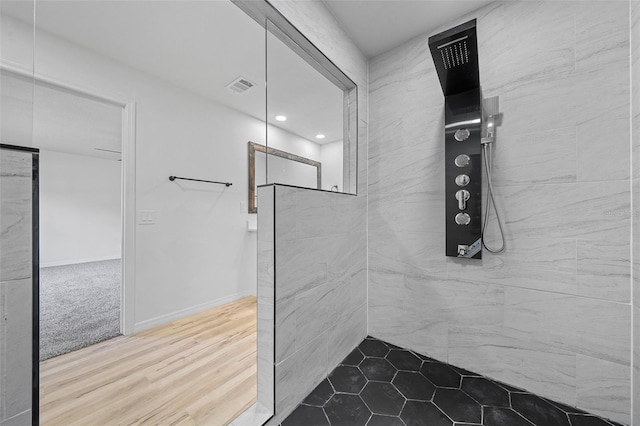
481, 96, 505, 253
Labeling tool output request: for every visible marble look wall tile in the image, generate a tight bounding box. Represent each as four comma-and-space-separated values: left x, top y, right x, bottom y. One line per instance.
257, 242, 274, 306
633, 305, 640, 426
575, 1, 630, 73
497, 181, 630, 242
372, 230, 447, 280
500, 64, 629, 136
0, 279, 32, 422
501, 1, 575, 85
294, 283, 332, 351
328, 303, 367, 369
0, 150, 32, 283
275, 295, 295, 363
295, 192, 354, 239
406, 318, 449, 362
257, 301, 274, 411
448, 325, 577, 406
368, 192, 404, 235
577, 116, 630, 182
447, 237, 576, 295
356, 118, 368, 196
635, 180, 640, 252
326, 231, 366, 278
277, 236, 327, 301
274, 186, 296, 242
634, 241, 640, 306
274, 332, 328, 423
492, 127, 576, 185
576, 355, 630, 425
503, 287, 631, 365
350, 268, 367, 309
404, 277, 504, 327
368, 268, 404, 310
576, 239, 630, 303
401, 188, 444, 232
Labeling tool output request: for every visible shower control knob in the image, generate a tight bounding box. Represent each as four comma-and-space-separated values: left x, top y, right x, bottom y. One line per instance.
454, 128, 470, 141
455, 189, 470, 210
454, 154, 470, 167
455, 212, 471, 225
455, 174, 470, 187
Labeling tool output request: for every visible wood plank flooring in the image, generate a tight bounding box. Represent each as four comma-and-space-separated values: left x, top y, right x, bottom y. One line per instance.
40, 296, 257, 426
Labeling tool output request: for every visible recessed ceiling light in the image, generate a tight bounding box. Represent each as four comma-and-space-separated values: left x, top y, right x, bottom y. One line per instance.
275, 115, 287, 122
315, 134, 325, 139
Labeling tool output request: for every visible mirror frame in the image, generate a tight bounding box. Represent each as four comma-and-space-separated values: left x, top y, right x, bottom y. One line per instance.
248, 141, 321, 213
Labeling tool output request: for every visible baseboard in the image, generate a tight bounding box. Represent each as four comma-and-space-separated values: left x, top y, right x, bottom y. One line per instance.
40, 256, 121, 268
133, 291, 253, 333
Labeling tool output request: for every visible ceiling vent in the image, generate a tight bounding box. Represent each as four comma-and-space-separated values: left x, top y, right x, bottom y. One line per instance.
226, 77, 255, 94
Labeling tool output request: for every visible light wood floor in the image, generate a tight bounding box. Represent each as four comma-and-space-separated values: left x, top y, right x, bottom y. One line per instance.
40, 296, 257, 426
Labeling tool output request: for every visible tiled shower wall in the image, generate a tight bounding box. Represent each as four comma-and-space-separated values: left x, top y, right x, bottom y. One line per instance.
259, 1, 369, 423
632, 0, 639, 424
368, 1, 632, 424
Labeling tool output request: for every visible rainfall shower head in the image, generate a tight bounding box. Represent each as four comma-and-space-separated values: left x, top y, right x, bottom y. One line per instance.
429, 19, 479, 96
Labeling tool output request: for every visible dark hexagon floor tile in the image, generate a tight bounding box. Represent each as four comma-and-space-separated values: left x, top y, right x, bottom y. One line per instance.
483, 406, 534, 426
493, 380, 524, 392
385, 341, 404, 350
400, 400, 453, 426
340, 348, 365, 366
360, 357, 397, 382
329, 365, 368, 394
386, 350, 422, 372
449, 364, 482, 377
360, 382, 406, 416
461, 377, 510, 407
281, 404, 329, 426
568, 414, 615, 426
303, 378, 335, 407
392, 371, 435, 401
433, 388, 481, 424
324, 393, 372, 426
413, 352, 439, 362
359, 338, 390, 358
366, 414, 405, 426
420, 362, 461, 388
511, 393, 571, 426
546, 398, 588, 415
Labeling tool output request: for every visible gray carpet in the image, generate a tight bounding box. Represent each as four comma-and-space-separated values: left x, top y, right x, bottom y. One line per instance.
40, 259, 121, 361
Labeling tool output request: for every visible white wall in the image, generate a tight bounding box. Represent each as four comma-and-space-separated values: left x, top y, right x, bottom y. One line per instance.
320, 140, 342, 191
39, 150, 121, 267
1, 12, 322, 331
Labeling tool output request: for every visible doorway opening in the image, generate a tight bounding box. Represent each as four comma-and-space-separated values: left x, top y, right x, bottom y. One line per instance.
36, 83, 124, 360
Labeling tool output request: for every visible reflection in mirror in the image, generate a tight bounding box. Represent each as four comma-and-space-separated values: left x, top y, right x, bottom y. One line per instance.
248, 141, 320, 213
265, 19, 355, 194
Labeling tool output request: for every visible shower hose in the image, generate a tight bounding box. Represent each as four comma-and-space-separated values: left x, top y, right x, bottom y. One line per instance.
481, 142, 506, 253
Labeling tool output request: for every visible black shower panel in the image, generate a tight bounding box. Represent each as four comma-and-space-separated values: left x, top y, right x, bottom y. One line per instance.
429, 19, 483, 259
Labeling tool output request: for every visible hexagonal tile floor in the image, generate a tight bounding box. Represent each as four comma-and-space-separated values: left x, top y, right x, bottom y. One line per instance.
281, 336, 625, 426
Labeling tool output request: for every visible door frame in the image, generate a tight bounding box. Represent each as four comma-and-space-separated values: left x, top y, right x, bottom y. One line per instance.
0, 59, 137, 335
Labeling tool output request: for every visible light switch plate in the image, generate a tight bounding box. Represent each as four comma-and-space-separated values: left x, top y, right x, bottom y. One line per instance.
138, 210, 156, 225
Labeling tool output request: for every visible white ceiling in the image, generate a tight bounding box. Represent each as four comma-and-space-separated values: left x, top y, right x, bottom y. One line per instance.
323, 0, 493, 58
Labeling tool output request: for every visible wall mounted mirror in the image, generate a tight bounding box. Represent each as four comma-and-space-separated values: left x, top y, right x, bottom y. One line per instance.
248, 141, 321, 213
